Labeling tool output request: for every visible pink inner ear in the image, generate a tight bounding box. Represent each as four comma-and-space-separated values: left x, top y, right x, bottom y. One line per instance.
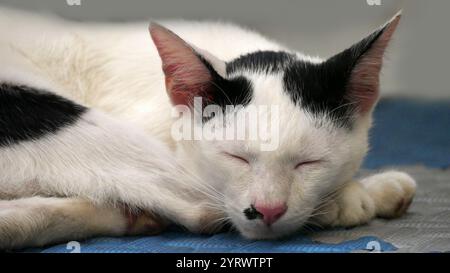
150, 23, 213, 107
348, 15, 401, 114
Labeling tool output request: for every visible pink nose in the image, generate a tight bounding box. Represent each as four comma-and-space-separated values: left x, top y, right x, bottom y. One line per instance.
254, 203, 287, 226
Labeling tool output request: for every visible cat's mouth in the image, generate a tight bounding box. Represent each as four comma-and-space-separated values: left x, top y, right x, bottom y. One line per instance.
224, 200, 320, 240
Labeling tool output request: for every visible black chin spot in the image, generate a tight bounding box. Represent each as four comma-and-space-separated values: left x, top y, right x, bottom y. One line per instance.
243, 205, 263, 220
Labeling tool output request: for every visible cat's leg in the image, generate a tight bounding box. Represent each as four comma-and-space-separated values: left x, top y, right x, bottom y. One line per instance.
312, 171, 416, 227
0, 196, 167, 249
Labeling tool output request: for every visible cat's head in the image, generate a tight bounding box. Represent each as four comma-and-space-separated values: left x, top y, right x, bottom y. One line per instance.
149, 14, 400, 239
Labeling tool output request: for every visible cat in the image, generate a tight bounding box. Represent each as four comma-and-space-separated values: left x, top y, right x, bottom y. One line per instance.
0, 7, 416, 249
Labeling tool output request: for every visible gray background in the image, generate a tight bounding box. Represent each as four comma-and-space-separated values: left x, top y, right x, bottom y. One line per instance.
1, 0, 449, 99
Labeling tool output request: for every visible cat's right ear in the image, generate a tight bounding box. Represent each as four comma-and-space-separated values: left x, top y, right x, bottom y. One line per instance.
325, 13, 401, 114
149, 23, 224, 107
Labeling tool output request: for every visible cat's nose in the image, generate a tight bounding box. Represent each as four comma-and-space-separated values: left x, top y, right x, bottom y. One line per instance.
254, 203, 287, 226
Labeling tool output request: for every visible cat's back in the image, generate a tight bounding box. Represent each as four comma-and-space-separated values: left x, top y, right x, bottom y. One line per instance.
0, 7, 286, 79
0, 7, 286, 140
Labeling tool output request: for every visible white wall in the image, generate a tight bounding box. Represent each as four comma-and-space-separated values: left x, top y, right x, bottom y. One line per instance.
1, 0, 449, 99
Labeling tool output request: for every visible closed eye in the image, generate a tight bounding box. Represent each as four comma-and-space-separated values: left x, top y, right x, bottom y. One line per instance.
295, 160, 321, 169
222, 152, 250, 164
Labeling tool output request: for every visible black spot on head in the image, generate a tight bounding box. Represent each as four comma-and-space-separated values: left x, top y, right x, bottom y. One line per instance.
0, 84, 86, 146
226, 50, 295, 75
196, 50, 296, 122
201, 75, 253, 123
197, 54, 253, 108
283, 60, 355, 128
195, 54, 253, 123
210, 76, 253, 109
224, 50, 357, 128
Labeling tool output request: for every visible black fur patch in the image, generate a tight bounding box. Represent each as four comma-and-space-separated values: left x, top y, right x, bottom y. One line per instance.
196, 55, 253, 122
283, 61, 354, 128
0, 84, 86, 146
202, 23, 386, 128
227, 51, 295, 75
225, 50, 358, 127
283, 27, 385, 128
209, 75, 253, 110
225, 50, 356, 127
200, 75, 253, 123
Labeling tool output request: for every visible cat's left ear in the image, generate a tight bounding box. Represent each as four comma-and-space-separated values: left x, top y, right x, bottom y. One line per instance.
328, 13, 401, 114
149, 23, 226, 107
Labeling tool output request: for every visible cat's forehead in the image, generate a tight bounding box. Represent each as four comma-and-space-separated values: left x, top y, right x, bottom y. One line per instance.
222, 51, 326, 129
219, 51, 343, 155
225, 50, 327, 108
224, 50, 354, 128
222, 76, 331, 156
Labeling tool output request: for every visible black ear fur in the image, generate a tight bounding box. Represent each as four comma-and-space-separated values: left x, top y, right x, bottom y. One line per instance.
325, 13, 401, 114
149, 23, 252, 111
283, 13, 401, 128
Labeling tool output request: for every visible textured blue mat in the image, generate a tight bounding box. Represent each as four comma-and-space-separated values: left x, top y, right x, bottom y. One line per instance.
34, 231, 396, 253
33, 98, 449, 253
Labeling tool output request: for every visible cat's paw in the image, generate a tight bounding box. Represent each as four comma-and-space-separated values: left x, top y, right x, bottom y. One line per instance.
0, 198, 53, 249
313, 181, 376, 227
361, 171, 416, 218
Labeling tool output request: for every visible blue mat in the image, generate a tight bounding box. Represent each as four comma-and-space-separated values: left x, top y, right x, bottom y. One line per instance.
36, 232, 395, 253
365, 98, 450, 169
33, 98, 450, 253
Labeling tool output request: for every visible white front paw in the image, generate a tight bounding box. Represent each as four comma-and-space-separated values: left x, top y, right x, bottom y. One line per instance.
361, 171, 416, 218
314, 182, 376, 227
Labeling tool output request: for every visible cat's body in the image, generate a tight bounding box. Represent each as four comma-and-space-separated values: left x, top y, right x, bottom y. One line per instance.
0, 7, 416, 249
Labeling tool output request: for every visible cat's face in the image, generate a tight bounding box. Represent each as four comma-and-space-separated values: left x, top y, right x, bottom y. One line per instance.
188, 88, 371, 239
150, 15, 400, 239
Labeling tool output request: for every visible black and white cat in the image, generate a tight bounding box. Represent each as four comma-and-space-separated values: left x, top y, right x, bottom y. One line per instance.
0, 8, 415, 249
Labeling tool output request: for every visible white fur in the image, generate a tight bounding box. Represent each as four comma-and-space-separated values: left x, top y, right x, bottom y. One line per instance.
0, 7, 415, 248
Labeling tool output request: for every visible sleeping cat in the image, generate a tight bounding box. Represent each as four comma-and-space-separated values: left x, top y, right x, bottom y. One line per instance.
0, 8, 416, 249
